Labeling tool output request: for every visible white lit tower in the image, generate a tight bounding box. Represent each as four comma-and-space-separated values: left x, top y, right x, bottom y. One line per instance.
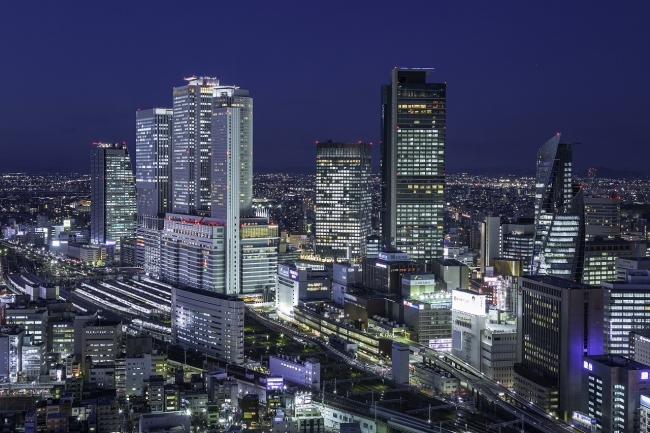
90, 142, 137, 254
315, 140, 372, 261
172, 76, 221, 215
211, 85, 277, 299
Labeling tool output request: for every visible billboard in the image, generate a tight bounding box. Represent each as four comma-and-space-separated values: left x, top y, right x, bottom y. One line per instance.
278, 265, 299, 281
452, 290, 486, 316
378, 252, 410, 262
266, 376, 284, 391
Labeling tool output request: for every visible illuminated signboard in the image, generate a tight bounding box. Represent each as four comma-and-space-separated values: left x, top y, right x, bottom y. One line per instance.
266, 376, 284, 391
404, 300, 424, 310
643, 371, 649, 380
404, 277, 435, 286
378, 252, 410, 262
583, 361, 593, 371
641, 395, 650, 408
572, 411, 596, 426
278, 265, 290, 278
289, 269, 300, 281
451, 290, 486, 316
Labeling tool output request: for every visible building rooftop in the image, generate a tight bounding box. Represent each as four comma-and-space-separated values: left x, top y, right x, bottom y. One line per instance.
585, 354, 650, 370
521, 275, 596, 290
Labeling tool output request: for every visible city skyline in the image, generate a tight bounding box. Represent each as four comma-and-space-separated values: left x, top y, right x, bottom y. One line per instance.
1, 2, 650, 175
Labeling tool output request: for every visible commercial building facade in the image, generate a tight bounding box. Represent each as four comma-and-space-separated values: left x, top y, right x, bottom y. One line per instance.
530, 135, 585, 280
514, 276, 603, 420
172, 76, 221, 214
314, 141, 372, 261
171, 286, 244, 363
90, 142, 137, 254
603, 269, 650, 356
381, 68, 446, 262
136, 108, 173, 218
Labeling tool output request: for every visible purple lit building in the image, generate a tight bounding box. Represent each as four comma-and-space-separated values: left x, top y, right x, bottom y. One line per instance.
514, 275, 603, 421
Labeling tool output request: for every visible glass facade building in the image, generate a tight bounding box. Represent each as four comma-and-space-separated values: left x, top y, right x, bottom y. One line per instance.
381, 68, 446, 262
531, 135, 585, 280
315, 140, 372, 261
172, 76, 220, 214
136, 108, 173, 218
90, 142, 137, 254
603, 270, 650, 356
240, 217, 278, 301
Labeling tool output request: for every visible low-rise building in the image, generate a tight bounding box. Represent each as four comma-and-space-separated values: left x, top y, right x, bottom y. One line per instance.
269, 355, 320, 390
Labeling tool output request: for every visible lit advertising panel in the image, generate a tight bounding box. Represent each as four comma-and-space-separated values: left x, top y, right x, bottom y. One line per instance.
266, 376, 284, 391
451, 290, 486, 316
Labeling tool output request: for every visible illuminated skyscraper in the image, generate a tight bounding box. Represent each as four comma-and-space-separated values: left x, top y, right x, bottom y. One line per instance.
211, 86, 278, 299
172, 76, 221, 214
135, 108, 172, 275
381, 68, 446, 262
530, 135, 585, 280
90, 143, 136, 254
315, 140, 372, 261
136, 108, 173, 218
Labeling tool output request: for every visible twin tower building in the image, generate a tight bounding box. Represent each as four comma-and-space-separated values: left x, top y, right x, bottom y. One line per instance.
94, 69, 448, 300
134, 77, 274, 300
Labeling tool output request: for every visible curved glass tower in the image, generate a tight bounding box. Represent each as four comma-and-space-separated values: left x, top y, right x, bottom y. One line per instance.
531, 135, 585, 281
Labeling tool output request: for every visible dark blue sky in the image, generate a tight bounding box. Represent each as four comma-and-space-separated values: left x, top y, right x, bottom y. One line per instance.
1, 1, 649, 174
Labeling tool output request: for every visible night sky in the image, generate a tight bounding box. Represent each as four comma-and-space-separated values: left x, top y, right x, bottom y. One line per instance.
1, 1, 649, 175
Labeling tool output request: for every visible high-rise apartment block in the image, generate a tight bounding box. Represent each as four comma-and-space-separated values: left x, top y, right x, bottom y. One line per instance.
531, 135, 585, 281
172, 76, 221, 214
315, 140, 372, 261
381, 68, 445, 262
136, 108, 173, 218
514, 276, 603, 421
90, 142, 137, 254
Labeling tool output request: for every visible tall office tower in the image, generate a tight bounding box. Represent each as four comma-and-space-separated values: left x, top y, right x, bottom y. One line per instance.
172, 76, 221, 215
314, 140, 372, 261
211, 85, 254, 295
602, 269, 650, 356
514, 276, 603, 421
584, 194, 621, 239
480, 216, 501, 274
381, 68, 445, 262
135, 108, 172, 275
530, 135, 585, 280
90, 142, 137, 254
136, 108, 173, 218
